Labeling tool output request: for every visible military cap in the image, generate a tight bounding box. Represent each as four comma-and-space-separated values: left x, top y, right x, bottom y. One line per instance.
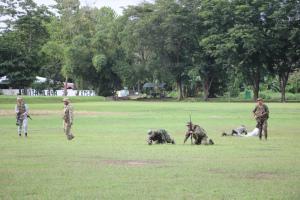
186, 122, 192, 126
147, 129, 153, 136
62, 98, 70, 102
257, 98, 262, 101
17, 97, 22, 100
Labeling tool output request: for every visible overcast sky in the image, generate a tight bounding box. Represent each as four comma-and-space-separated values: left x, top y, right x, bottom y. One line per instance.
0, 0, 150, 28
34, 0, 148, 16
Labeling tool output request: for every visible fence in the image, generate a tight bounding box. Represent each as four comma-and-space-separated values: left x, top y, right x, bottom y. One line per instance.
2, 89, 95, 96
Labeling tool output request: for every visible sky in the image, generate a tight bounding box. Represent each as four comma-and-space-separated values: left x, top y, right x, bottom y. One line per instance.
0, 0, 151, 28
34, 0, 148, 16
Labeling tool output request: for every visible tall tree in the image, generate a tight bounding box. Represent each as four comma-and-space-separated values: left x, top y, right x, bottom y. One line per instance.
0, 0, 53, 94
268, 0, 300, 102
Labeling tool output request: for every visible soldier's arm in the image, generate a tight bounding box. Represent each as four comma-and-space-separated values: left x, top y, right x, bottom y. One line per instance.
69, 106, 74, 123
183, 133, 190, 144
15, 105, 18, 114
244, 127, 247, 135
23, 104, 29, 115
263, 104, 269, 115
252, 106, 257, 117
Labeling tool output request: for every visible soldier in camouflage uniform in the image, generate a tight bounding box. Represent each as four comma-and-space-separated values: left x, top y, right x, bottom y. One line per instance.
15, 97, 29, 137
221, 125, 248, 136
182, 122, 214, 146
252, 98, 269, 140
147, 129, 175, 145
62, 98, 75, 141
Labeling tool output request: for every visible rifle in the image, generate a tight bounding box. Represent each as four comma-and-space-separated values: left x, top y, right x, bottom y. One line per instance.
145, 139, 152, 145
16, 110, 32, 126
257, 110, 265, 127
190, 115, 193, 145
16, 109, 20, 126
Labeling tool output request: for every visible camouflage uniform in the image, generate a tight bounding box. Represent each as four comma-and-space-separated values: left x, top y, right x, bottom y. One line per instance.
183, 124, 214, 145
62, 98, 74, 140
15, 98, 29, 137
148, 129, 175, 144
252, 101, 269, 140
222, 125, 247, 136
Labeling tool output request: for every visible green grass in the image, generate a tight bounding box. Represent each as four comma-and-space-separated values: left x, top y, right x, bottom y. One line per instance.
0, 95, 110, 104
1, 98, 300, 199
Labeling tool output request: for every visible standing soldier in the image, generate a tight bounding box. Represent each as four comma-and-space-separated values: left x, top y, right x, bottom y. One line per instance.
15, 97, 29, 137
146, 129, 175, 145
62, 98, 75, 141
182, 122, 214, 146
252, 98, 269, 140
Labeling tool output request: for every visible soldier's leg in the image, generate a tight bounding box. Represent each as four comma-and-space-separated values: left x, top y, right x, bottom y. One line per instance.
23, 118, 28, 137
231, 130, 238, 136
18, 119, 23, 136
66, 125, 72, 140
221, 132, 228, 136
263, 120, 268, 140
200, 136, 211, 145
171, 138, 175, 144
257, 119, 263, 140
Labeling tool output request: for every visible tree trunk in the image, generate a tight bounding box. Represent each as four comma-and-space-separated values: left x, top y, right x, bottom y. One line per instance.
199, 73, 214, 102
177, 80, 183, 101
47, 85, 51, 96
138, 81, 140, 96
24, 87, 27, 95
64, 76, 68, 96
19, 85, 21, 95
281, 88, 286, 102
246, 65, 260, 102
279, 74, 289, 103
76, 90, 80, 96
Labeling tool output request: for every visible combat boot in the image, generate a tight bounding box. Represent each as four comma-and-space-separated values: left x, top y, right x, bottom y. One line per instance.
264, 133, 267, 141
71, 134, 74, 139
25, 133, 28, 138
19, 134, 21, 138
209, 139, 214, 145
221, 132, 227, 136
171, 139, 175, 144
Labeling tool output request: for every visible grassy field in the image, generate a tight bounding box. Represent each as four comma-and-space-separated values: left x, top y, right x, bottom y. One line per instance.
0, 96, 300, 199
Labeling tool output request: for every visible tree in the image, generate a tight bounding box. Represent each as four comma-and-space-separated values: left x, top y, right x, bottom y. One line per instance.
268, 0, 300, 102
0, 0, 53, 94
222, 0, 278, 101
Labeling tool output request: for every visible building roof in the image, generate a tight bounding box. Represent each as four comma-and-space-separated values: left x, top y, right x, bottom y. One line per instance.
143, 83, 166, 88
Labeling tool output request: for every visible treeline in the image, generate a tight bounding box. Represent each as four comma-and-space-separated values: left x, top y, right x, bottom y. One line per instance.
0, 0, 299, 102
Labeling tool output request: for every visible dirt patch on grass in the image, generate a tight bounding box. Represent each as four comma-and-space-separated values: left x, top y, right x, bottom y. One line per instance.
82, 158, 165, 166
256, 149, 282, 151
0, 110, 143, 116
207, 169, 228, 174
18, 156, 47, 159
247, 171, 278, 180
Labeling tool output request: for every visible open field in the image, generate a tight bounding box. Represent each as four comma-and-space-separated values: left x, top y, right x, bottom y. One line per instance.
0, 96, 300, 199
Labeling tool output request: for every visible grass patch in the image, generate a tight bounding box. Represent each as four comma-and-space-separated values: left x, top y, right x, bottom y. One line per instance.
1, 101, 300, 199
0, 95, 110, 104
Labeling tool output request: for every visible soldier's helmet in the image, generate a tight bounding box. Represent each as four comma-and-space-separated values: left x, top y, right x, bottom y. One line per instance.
147, 129, 153, 135
17, 97, 22, 100
62, 98, 70, 103
186, 122, 192, 126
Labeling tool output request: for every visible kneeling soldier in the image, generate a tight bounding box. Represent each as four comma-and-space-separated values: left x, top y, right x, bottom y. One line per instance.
146, 129, 175, 145
182, 122, 214, 146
